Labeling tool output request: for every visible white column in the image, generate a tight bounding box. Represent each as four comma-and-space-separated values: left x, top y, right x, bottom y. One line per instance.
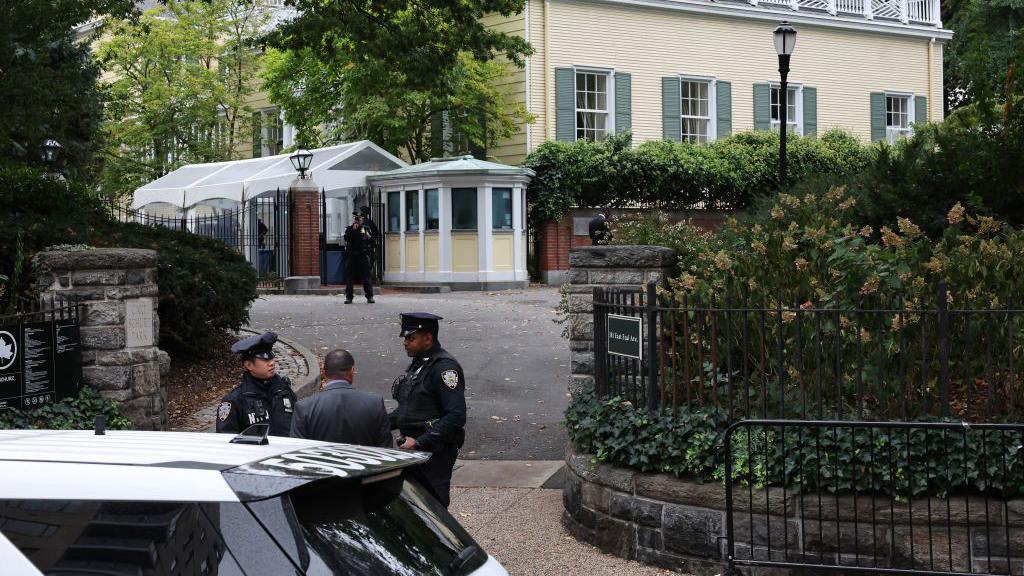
418, 188, 426, 275
512, 186, 524, 281
439, 186, 452, 276
899, 0, 909, 23
931, 0, 941, 25
480, 186, 492, 279
827, 0, 837, 14
398, 186, 406, 276
790, 0, 799, 11
864, 0, 874, 19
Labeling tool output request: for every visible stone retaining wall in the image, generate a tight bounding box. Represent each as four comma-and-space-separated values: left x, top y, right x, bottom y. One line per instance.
36, 248, 168, 430
564, 445, 1024, 575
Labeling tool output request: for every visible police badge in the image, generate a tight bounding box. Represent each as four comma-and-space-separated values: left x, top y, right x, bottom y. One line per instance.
441, 369, 459, 389
218, 402, 232, 421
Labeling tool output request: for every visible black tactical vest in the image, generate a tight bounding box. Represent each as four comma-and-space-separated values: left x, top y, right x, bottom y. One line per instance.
391, 348, 458, 433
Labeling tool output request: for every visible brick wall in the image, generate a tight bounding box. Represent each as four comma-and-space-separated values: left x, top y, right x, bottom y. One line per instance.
290, 188, 320, 278
537, 209, 729, 282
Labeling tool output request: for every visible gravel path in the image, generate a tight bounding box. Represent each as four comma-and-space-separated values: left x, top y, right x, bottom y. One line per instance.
450, 488, 678, 576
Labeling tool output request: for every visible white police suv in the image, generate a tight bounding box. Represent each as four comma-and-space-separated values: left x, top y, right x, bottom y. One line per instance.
0, 426, 507, 575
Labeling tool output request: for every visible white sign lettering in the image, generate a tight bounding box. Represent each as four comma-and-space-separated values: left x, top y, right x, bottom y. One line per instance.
125, 299, 154, 348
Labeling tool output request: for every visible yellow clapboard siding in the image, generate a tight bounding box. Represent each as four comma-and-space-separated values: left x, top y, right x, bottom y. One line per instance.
538, 1, 940, 145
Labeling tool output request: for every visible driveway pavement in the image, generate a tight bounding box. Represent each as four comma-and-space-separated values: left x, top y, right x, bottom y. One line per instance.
247, 287, 569, 460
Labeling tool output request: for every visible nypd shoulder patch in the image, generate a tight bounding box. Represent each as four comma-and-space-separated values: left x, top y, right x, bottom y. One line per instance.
441, 369, 460, 390
218, 402, 233, 422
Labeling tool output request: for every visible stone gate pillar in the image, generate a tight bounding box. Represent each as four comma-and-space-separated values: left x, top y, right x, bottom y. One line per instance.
565, 246, 678, 396
35, 248, 167, 430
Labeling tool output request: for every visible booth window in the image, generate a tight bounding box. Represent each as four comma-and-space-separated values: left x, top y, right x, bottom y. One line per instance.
406, 190, 420, 231
492, 188, 513, 230
425, 189, 439, 231
387, 192, 400, 232
452, 188, 477, 230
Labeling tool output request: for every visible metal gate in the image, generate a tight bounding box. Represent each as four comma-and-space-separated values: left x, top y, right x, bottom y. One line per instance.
724, 419, 1024, 576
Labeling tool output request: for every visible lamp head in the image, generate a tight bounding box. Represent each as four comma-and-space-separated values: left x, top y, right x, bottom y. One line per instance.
289, 148, 314, 179
774, 21, 797, 56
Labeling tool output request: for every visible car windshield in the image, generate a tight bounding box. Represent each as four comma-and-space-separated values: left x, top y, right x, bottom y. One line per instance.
248, 475, 487, 576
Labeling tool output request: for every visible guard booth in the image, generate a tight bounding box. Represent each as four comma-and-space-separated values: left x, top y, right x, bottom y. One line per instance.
368, 156, 533, 290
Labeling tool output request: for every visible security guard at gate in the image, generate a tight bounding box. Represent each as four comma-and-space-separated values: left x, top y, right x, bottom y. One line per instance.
216, 332, 297, 436
390, 313, 467, 507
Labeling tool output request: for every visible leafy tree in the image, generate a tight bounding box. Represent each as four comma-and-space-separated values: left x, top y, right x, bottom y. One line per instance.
944, 0, 1024, 116
0, 0, 134, 176
262, 49, 532, 161
267, 0, 531, 91
262, 0, 533, 162
95, 0, 269, 199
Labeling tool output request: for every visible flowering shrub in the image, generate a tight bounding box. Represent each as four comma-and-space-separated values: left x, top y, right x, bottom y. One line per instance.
608, 188, 1024, 421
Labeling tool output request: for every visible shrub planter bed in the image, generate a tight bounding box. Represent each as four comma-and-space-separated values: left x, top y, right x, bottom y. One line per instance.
563, 444, 1024, 575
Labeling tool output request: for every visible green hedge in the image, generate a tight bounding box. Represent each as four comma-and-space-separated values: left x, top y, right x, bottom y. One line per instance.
0, 387, 131, 430
523, 130, 872, 223
567, 388, 1024, 498
0, 166, 257, 357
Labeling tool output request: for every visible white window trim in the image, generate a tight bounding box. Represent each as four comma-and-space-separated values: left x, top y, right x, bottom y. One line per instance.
572, 66, 615, 141
768, 81, 804, 136
678, 74, 717, 143
883, 90, 916, 143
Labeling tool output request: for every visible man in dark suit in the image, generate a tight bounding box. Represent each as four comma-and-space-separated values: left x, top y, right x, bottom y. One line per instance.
343, 212, 375, 304
290, 349, 393, 448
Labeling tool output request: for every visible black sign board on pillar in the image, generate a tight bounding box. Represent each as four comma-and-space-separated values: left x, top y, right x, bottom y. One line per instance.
0, 324, 21, 410
22, 321, 56, 408
53, 320, 83, 400
607, 314, 643, 360
0, 315, 82, 411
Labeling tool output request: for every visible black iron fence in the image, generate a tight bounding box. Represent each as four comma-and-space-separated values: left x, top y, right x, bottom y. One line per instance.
724, 419, 1024, 576
593, 283, 1024, 423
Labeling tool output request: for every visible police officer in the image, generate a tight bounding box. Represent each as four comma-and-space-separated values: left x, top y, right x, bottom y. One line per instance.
389, 313, 467, 507
343, 211, 375, 304
216, 332, 297, 436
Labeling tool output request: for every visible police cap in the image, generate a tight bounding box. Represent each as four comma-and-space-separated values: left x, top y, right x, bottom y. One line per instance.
352, 210, 362, 217
399, 312, 442, 337
232, 331, 277, 360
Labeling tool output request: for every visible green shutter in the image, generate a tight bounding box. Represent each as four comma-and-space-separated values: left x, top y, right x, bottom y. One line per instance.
430, 112, 444, 157
662, 77, 681, 142
870, 92, 886, 142
753, 83, 771, 131
803, 86, 817, 137
716, 80, 732, 139
914, 95, 928, 125
614, 71, 631, 135
555, 68, 575, 141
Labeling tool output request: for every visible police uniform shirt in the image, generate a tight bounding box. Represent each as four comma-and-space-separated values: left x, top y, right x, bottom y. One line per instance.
390, 342, 467, 452
216, 372, 296, 436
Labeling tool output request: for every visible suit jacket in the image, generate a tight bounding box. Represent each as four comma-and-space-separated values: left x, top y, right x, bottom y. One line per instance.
290, 380, 394, 448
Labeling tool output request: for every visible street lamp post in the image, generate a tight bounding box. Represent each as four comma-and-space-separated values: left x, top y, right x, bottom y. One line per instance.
774, 22, 796, 188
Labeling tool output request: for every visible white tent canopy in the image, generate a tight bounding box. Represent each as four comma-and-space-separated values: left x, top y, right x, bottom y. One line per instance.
131, 141, 407, 210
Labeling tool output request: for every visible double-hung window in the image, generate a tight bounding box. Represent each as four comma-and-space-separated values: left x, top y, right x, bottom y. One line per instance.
680, 78, 714, 143
885, 93, 913, 143
770, 85, 801, 135
252, 107, 284, 158
575, 70, 611, 141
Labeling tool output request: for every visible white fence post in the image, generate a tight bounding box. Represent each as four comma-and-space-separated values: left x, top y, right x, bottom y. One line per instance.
900, 0, 909, 23
864, 0, 874, 19
827, 0, 837, 15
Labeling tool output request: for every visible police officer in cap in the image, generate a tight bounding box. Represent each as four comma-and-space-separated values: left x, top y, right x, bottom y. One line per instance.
390, 313, 467, 507
216, 332, 297, 436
